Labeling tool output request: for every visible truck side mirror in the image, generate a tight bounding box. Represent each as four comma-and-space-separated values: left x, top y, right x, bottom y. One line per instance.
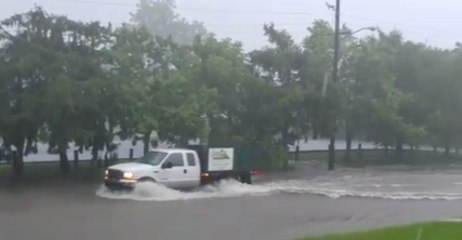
162, 162, 173, 169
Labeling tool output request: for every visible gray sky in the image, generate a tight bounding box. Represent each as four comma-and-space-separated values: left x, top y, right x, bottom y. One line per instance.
2, 0, 461, 50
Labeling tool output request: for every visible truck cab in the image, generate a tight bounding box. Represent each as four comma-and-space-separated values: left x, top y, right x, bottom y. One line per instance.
105, 149, 201, 189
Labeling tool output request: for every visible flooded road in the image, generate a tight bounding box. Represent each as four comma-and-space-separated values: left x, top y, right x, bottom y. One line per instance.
3, 162, 462, 240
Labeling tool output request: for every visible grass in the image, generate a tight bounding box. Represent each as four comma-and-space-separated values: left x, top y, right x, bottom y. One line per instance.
0, 159, 130, 186
300, 222, 462, 240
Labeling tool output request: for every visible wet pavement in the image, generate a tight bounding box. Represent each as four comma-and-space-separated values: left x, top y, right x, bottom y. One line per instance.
2, 163, 462, 240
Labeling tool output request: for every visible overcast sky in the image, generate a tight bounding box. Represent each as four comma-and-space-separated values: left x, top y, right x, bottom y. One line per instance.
2, 0, 461, 50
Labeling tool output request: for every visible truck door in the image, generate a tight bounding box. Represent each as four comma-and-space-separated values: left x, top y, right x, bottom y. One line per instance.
159, 153, 186, 188
184, 152, 201, 188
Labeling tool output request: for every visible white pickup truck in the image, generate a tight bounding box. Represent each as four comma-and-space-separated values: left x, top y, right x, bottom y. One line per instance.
104, 147, 257, 190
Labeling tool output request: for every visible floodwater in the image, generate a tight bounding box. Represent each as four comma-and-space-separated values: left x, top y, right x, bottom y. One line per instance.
3, 162, 462, 240
98, 162, 462, 201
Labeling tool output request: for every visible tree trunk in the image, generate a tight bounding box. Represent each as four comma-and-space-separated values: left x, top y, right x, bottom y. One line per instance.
395, 137, 403, 159
281, 121, 289, 146
295, 145, 300, 162
105, 120, 115, 167
91, 132, 103, 168
73, 150, 79, 169
312, 127, 319, 140
97, 149, 102, 168
410, 145, 415, 160
444, 142, 450, 158
12, 151, 23, 177
178, 138, 189, 148
344, 125, 352, 162
91, 144, 98, 166
143, 131, 151, 155
281, 125, 291, 170
12, 151, 24, 177
104, 152, 108, 168
24, 138, 33, 156
328, 137, 335, 171
104, 139, 111, 167
58, 141, 70, 174
12, 142, 24, 177
91, 146, 98, 161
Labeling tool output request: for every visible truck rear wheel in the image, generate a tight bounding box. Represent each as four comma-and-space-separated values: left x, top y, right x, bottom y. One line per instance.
240, 173, 252, 184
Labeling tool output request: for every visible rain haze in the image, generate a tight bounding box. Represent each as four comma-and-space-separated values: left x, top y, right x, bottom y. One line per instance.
2, 0, 461, 50
4, 1, 462, 240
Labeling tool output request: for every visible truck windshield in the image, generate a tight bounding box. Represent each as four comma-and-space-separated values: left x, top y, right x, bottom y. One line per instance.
137, 151, 168, 166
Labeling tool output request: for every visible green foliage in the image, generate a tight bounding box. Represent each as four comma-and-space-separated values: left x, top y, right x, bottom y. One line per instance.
250, 24, 305, 146
130, 0, 206, 45
301, 222, 462, 240
111, 25, 213, 150
3, 4, 462, 175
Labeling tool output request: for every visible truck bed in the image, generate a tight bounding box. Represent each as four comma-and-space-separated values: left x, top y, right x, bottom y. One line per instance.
186, 144, 253, 184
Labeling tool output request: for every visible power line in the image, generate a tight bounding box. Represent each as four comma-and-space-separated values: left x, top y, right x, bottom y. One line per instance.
37, 0, 461, 28
42, 0, 319, 15
45, 0, 135, 7
206, 22, 312, 27
343, 13, 451, 35
179, 8, 315, 16
33, 0, 462, 26
23, 0, 462, 41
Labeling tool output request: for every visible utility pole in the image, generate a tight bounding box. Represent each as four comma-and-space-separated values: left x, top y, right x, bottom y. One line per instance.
328, 0, 341, 171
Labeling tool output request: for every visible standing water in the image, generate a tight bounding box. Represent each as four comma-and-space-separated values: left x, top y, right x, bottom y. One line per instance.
97, 162, 462, 202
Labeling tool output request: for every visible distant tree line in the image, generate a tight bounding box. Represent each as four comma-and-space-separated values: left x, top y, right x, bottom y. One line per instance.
1, 0, 462, 175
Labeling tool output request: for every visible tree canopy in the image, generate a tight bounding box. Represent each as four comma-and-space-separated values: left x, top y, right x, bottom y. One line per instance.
2, 2, 462, 175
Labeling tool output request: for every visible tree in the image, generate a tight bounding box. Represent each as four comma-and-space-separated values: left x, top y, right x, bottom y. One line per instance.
423, 48, 462, 155
302, 20, 335, 140
191, 35, 255, 145
131, 0, 206, 45
355, 32, 426, 157
1, 7, 119, 173
111, 25, 164, 154
112, 26, 212, 152
77, 22, 123, 166
250, 24, 305, 148
43, 18, 114, 172
5, 6, 462, 177
0, 7, 51, 175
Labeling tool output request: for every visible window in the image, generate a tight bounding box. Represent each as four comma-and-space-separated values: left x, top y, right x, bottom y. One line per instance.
137, 151, 167, 166
187, 153, 196, 166
164, 153, 184, 167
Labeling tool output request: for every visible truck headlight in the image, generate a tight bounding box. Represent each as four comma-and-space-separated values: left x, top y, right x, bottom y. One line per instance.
105, 170, 109, 176
123, 172, 134, 179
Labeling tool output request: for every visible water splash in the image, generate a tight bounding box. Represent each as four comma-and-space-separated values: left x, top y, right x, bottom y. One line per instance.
96, 180, 271, 202
96, 179, 462, 202
97, 165, 462, 202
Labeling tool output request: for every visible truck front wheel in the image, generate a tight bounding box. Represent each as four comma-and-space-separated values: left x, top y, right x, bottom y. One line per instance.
138, 177, 156, 183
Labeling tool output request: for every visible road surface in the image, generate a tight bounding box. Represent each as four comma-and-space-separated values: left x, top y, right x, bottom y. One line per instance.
3, 163, 462, 240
